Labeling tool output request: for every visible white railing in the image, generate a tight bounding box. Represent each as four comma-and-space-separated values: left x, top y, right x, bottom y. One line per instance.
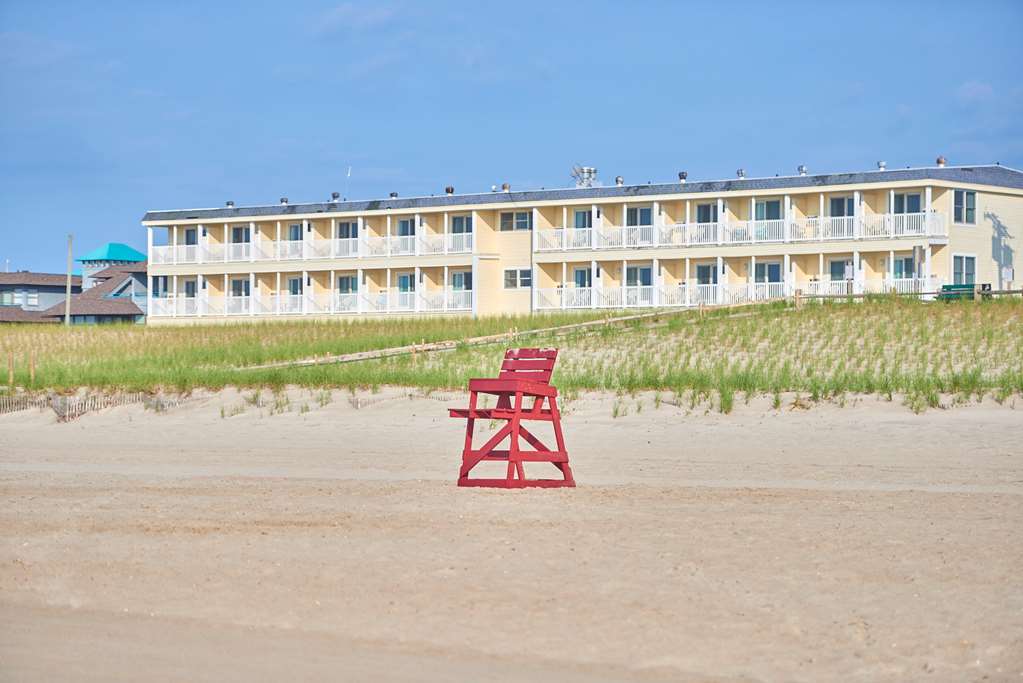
363, 237, 389, 257
448, 289, 472, 310
278, 240, 304, 260
227, 243, 251, 261
308, 239, 332, 259
693, 284, 718, 305
332, 238, 359, 258
391, 236, 416, 256
447, 232, 473, 253
334, 292, 359, 313
659, 284, 688, 306
225, 295, 251, 315
148, 297, 174, 316
532, 213, 945, 251
390, 290, 416, 311
418, 234, 446, 254
363, 291, 388, 312
205, 243, 225, 262
150, 246, 173, 264
271, 293, 303, 314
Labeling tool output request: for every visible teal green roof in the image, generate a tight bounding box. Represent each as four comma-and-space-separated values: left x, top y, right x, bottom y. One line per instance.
77, 242, 146, 263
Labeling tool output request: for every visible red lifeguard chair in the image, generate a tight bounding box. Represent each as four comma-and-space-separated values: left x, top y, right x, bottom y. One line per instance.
448, 348, 575, 488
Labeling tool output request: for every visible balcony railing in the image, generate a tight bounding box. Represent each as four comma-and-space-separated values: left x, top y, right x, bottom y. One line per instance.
535, 212, 946, 252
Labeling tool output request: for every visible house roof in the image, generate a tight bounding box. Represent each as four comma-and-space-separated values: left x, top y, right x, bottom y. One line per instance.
141, 164, 1023, 223
0, 272, 82, 288
39, 262, 145, 318
0, 307, 58, 324
77, 242, 146, 263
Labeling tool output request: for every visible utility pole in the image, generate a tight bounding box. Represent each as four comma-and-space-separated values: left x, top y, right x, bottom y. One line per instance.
65, 234, 73, 327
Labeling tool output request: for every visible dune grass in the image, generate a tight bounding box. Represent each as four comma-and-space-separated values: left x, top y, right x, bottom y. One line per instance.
2, 298, 1021, 411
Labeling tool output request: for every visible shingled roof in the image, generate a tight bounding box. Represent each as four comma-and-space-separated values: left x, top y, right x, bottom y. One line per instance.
0, 307, 57, 324
142, 164, 1023, 223
0, 272, 82, 288
39, 263, 146, 319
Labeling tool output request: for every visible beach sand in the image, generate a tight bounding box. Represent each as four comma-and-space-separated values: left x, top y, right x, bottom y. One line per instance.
1, 389, 1021, 681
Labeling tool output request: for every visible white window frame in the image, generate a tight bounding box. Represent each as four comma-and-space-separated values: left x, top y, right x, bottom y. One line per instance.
953, 189, 977, 225
950, 252, 978, 286
499, 211, 532, 231
625, 206, 653, 227
573, 209, 592, 229
695, 203, 718, 224
753, 260, 783, 283
827, 196, 854, 218
572, 267, 591, 289
503, 267, 532, 289
828, 258, 854, 282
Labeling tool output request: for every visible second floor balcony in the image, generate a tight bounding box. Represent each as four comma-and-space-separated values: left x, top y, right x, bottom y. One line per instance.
534, 211, 946, 252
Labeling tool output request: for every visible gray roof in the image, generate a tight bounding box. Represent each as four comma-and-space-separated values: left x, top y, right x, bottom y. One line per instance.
142, 164, 1023, 223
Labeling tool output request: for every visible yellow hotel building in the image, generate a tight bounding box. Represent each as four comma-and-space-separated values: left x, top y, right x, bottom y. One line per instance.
142, 161, 1022, 323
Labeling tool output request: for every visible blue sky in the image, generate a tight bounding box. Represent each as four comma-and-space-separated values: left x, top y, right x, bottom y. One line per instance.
1, 0, 1021, 272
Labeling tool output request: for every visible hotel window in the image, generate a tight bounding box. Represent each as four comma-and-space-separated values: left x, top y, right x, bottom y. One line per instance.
626, 207, 652, 226
230, 279, 250, 297
337, 275, 358, 293
231, 226, 250, 243
696, 203, 718, 224
695, 264, 717, 285
451, 215, 472, 234
336, 221, 358, 239
397, 218, 416, 237
754, 262, 782, 283
574, 210, 592, 229
829, 197, 854, 217
184, 281, 197, 298
0, 291, 12, 305
625, 266, 652, 287
451, 271, 472, 290
500, 211, 532, 231
954, 190, 976, 224
288, 224, 302, 241
755, 200, 782, 221
888, 256, 915, 279
287, 277, 302, 295
396, 273, 415, 292
893, 193, 921, 214
830, 259, 853, 281
184, 228, 198, 245
503, 268, 532, 289
573, 268, 592, 289
953, 255, 976, 285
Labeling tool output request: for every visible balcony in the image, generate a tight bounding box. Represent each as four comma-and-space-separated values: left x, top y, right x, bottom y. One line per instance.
535, 212, 946, 252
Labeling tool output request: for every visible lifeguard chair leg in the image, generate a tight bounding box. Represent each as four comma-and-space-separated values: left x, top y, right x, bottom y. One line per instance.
549, 395, 575, 486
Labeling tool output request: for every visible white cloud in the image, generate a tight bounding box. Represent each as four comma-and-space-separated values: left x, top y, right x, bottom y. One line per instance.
955, 80, 994, 103
314, 3, 398, 35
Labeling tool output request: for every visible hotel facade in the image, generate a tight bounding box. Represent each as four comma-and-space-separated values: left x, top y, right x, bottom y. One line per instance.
142, 162, 1023, 324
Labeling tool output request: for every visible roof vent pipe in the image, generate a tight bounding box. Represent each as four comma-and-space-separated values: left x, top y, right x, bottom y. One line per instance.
331, 192, 340, 201
491, 185, 498, 192
389, 192, 398, 198
615, 175, 624, 186
936, 155, 947, 167
877, 161, 887, 171
797, 164, 808, 176
501, 182, 510, 192
678, 171, 687, 184
226, 200, 235, 208
280, 197, 289, 205
445, 186, 454, 195
736, 168, 745, 179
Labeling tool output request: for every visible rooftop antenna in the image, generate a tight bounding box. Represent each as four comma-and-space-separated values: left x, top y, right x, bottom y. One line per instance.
344, 166, 352, 201
571, 165, 599, 188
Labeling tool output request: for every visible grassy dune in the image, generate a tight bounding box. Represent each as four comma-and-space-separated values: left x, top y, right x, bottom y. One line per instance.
2, 298, 1021, 411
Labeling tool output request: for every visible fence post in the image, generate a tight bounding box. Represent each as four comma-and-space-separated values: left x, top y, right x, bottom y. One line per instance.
7, 351, 12, 387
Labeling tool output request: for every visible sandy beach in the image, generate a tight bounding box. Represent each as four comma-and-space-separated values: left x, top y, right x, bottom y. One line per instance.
1, 389, 1021, 682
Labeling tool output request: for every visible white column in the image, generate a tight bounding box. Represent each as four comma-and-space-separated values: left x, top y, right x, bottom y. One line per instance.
853, 250, 861, 293
471, 211, 478, 253
653, 258, 660, 306
716, 255, 725, 304
223, 224, 228, 262
172, 225, 178, 264
652, 201, 660, 246
197, 273, 205, 317
924, 245, 932, 287
442, 212, 449, 254
385, 268, 391, 312
562, 206, 568, 229
590, 259, 598, 308
853, 191, 862, 238
749, 256, 755, 284
591, 204, 599, 248
925, 186, 933, 227
249, 221, 256, 262
819, 193, 825, 218
716, 198, 725, 245
888, 249, 895, 284
146, 226, 153, 265
302, 219, 309, 259
301, 270, 308, 314
561, 261, 567, 309
531, 263, 538, 312
275, 221, 281, 259
749, 197, 755, 224
197, 224, 205, 264
357, 217, 365, 257
414, 213, 421, 256
685, 257, 691, 306
621, 258, 627, 306
470, 257, 478, 317
356, 268, 364, 313
414, 266, 421, 312
330, 219, 337, 258
685, 200, 691, 224
249, 272, 255, 315
442, 265, 449, 310
783, 195, 791, 242
532, 208, 540, 252
783, 254, 791, 294
171, 274, 178, 315
223, 274, 228, 307
329, 269, 335, 313
386, 215, 392, 256
275, 272, 281, 314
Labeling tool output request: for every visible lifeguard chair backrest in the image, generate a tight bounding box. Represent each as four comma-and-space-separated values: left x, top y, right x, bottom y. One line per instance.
497, 348, 559, 384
